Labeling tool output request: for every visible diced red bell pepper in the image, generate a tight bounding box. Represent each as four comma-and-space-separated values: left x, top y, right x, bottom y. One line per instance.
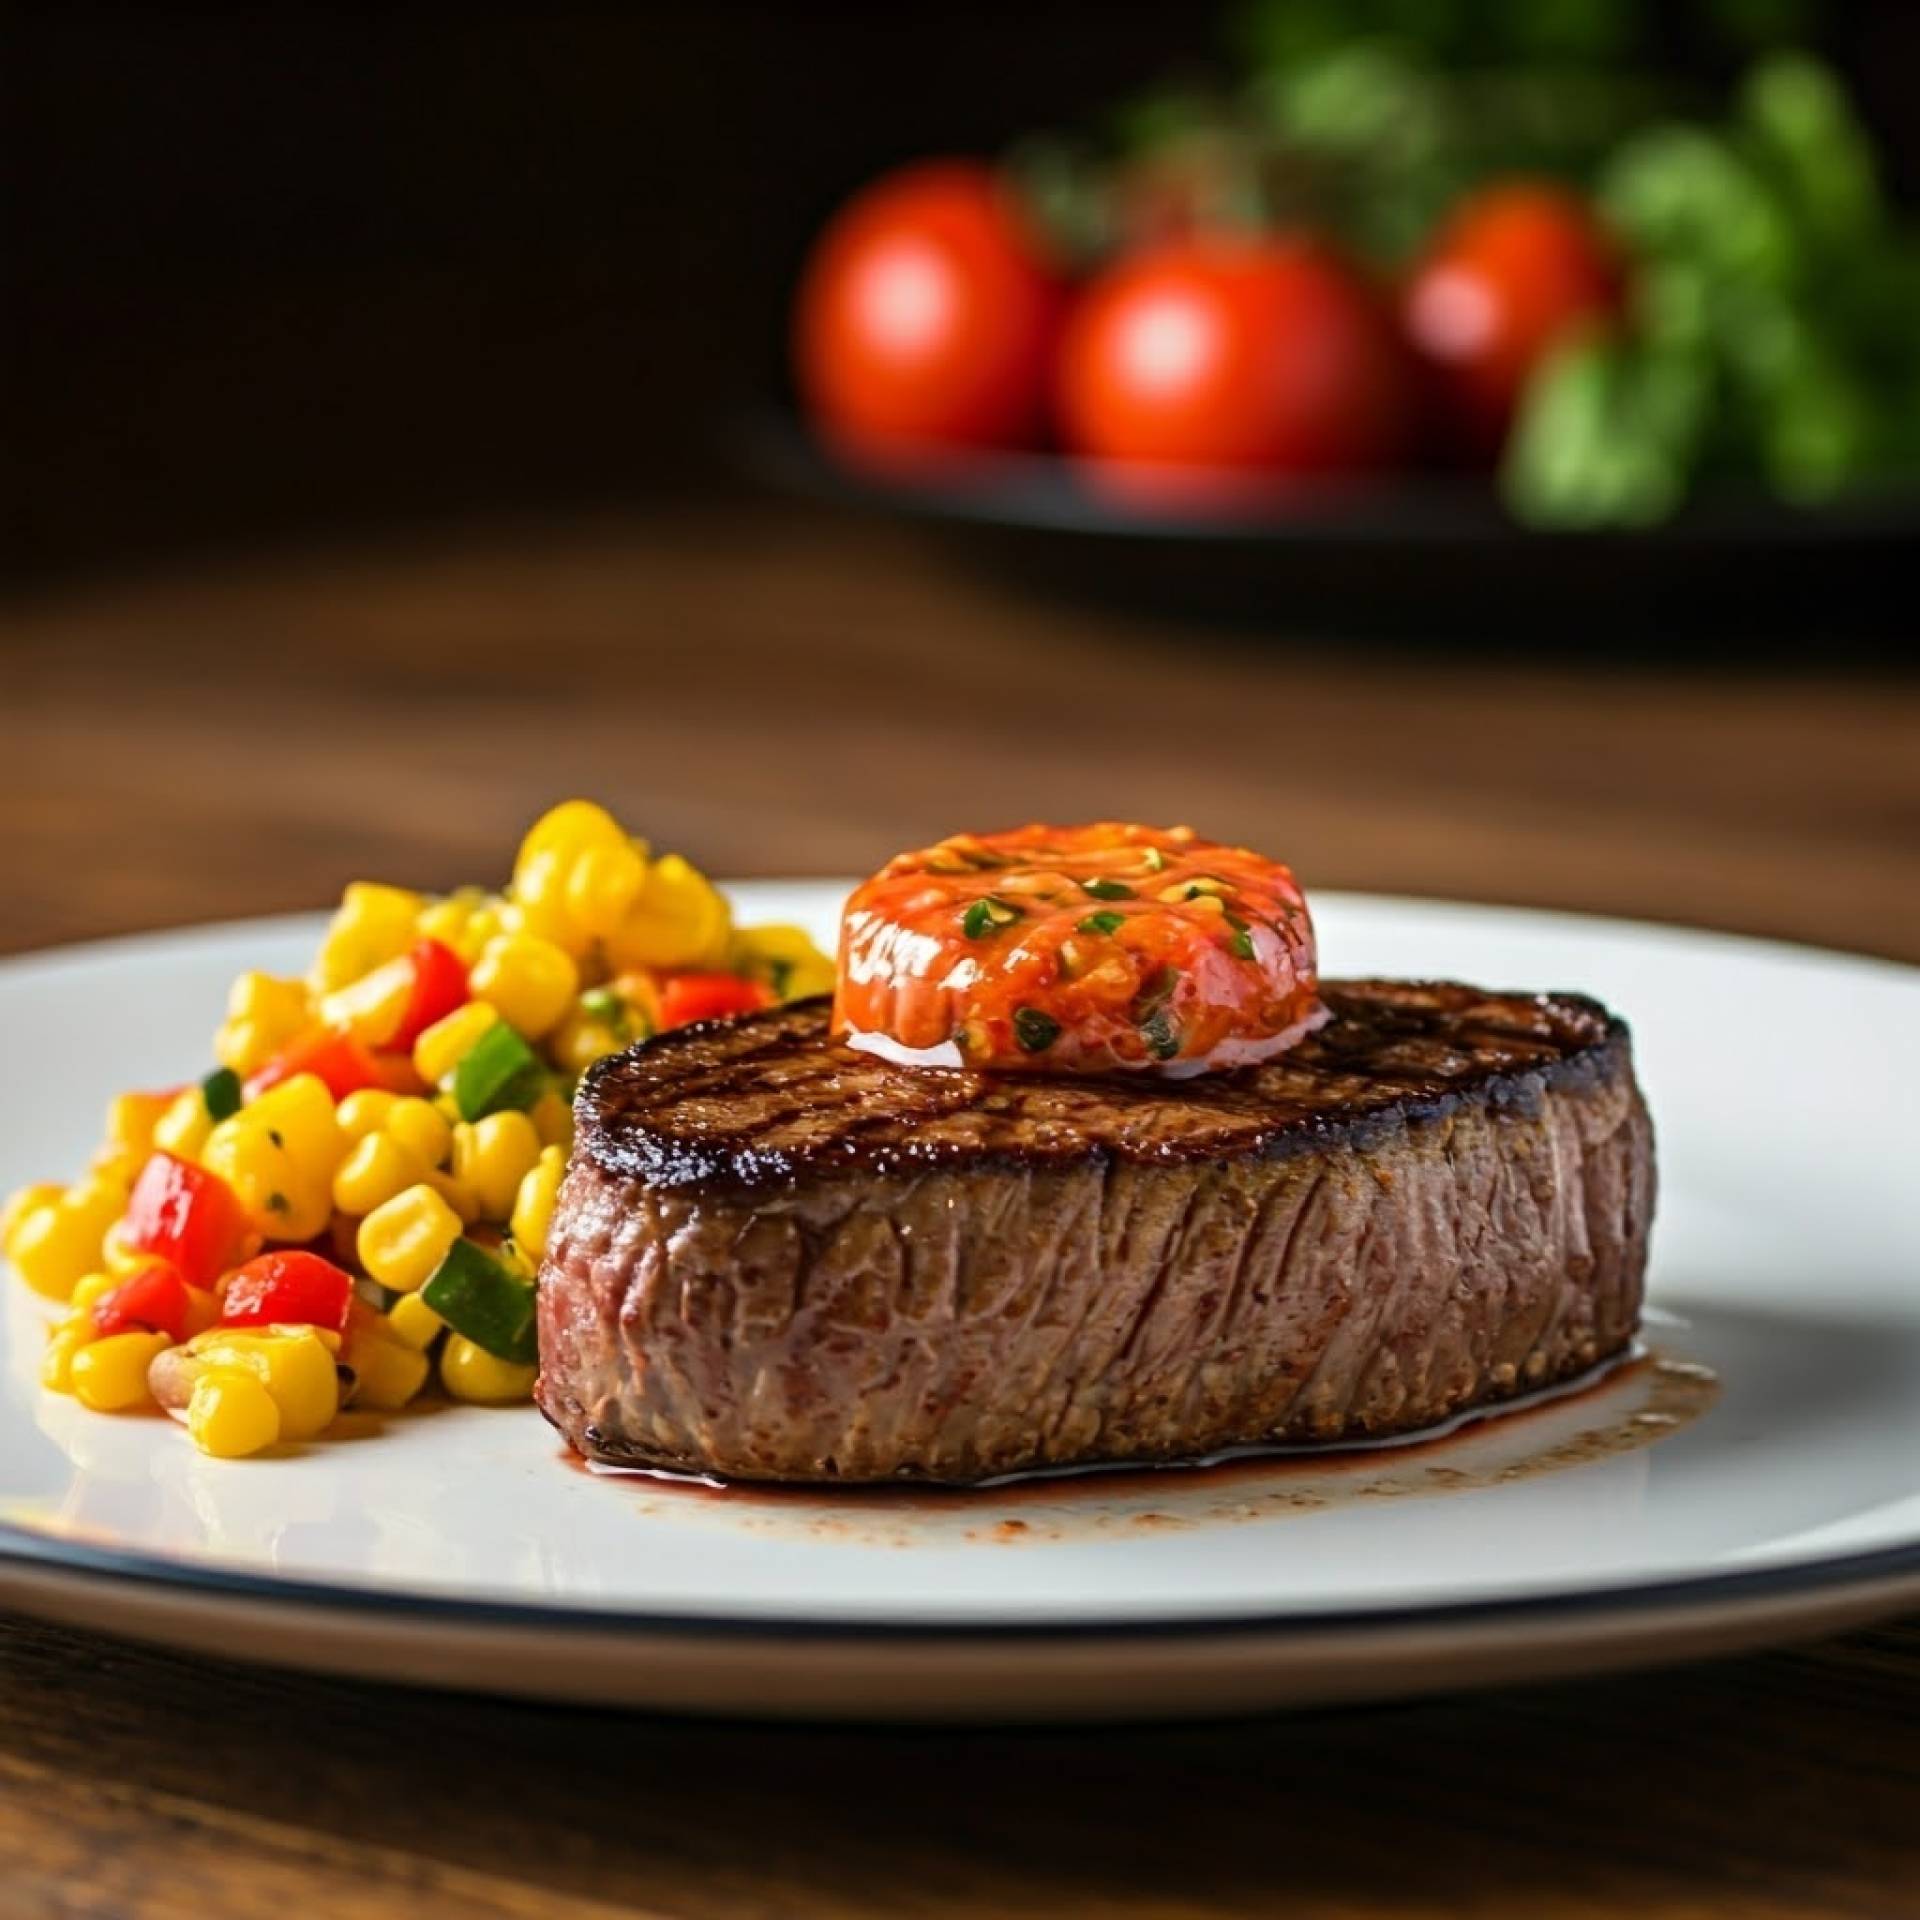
219, 1250, 355, 1334
369, 1050, 428, 1096
245, 1029, 387, 1103
656, 972, 774, 1031
123, 1152, 251, 1289
91, 1262, 193, 1343
390, 938, 470, 1051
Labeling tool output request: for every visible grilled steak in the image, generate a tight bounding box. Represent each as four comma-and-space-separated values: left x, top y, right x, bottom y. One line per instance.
536, 982, 1653, 1483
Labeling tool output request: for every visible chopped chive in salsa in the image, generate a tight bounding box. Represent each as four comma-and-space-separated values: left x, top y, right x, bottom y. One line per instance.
1141, 1008, 1181, 1060
200, 1067, 243, 1123
1080, 878, 1135, 901
962, 896, 1021, 940
1224, 911, 1256, 961
1013, 1007, 1061, 1052
1076, 910, 1126, 936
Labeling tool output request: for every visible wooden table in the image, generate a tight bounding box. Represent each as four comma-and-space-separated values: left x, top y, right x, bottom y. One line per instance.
3, 500, 1917, 1919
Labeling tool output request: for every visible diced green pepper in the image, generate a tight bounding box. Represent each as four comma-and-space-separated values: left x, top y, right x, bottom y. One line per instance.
420, 1238, 538, 1365
452, 1021, 545, 1122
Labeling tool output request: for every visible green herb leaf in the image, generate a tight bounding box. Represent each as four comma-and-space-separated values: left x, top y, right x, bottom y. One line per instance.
1013, 1007, 1062, 1053
421, 1238, 538, 1365
962, 896, 1020, 939
200, 1067, 243, 1123
1141, 1008, 1181, 1061
452, 1021, 546, 1122
1224, 911, 1256, 961
1080, 878, 1135, 901
1076, 911, 1126, 937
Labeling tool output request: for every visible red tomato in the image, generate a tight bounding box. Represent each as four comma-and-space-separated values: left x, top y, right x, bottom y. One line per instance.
123, 1152, 251, 1289
244, 1029, 386, 1103
794, 160, 1065, 456
1403, 181, 1626, 460
1055, 236, 1413, 484
657, 973, 774, 1031
390, 939, 470, 1051
220, 1250, 354, 1334
91, 1263, 193, 1343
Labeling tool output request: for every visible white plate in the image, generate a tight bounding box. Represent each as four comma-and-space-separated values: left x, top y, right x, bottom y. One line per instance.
3, 885, 1917, 1720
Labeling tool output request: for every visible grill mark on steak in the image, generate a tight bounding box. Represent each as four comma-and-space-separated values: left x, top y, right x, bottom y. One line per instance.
539, 981, 1653, 1482
576, 985, 1626, 1194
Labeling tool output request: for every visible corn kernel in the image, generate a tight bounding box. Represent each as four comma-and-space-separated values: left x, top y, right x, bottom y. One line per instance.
201, 1117, 319, 1241
183, 1328, 340, 1441
312, 882, 427, 992
8, 1183, 123, 1302
509, 1145, 567, 1264
243, 1074, 344, 1184
187, 1366, 283, 1458
152, 1085, 214, 1161
70, 1329, 171, 1412
385, 1290, 446, 1351
88, 1144, 146, 1191
69, 1269, 119, 1313
226, 969, 312, 1029
549, 1006, 625, 1076
357, 1183, 464, 1292
384, 1096, 451, 1170
331, 1132, 423, 1217
450, 1111, 542, 1222
40, 1319, 94, 1394
422, 1166, 478, 1223
732, 923, 836, 1000
336, 1088, 400, 1141
319, 953, 415, 1046
440, 1335, 537, 1405
516, 799, 628, 869
606, 853, 731, 972
102, 1219, 160, 1275
504, 849, 579, 952
3, 1182, 65, 1256
564, 838, 648, 939
413, 1001, 501, 1087
530, 1087, 574, 1149
105, 1091, 173, 1156
470, 933, 578, 1040
344, 1325, 432, 1411
214, 972, 312, 1074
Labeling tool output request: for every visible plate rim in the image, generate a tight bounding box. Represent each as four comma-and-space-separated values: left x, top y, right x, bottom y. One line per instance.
3, 893, 1917, 1666
2, 1519, 1918, 1649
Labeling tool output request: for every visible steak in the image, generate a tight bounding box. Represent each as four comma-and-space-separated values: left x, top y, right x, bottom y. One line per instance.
535, 982, 1653, 1483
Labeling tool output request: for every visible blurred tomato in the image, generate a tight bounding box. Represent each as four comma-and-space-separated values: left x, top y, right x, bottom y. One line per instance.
1054, 237, 1413, 480
1403, 181, 1627, 461
794, 161, 1065, 455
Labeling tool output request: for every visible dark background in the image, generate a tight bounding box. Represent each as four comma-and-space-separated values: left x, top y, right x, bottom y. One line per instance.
8, 1, 1920, 585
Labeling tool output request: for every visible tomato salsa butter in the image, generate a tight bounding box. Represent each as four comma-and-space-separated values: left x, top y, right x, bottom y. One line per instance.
833, 823, 1324, 1076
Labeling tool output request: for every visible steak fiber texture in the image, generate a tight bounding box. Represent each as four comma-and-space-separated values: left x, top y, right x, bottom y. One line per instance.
535, 983, 1653, 1483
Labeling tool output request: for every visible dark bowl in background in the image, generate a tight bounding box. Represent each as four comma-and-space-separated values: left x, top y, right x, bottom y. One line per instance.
742, 409, 1920, 651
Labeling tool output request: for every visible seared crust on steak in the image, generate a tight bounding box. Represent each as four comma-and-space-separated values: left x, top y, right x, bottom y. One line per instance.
537, 984, 1653, 1482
